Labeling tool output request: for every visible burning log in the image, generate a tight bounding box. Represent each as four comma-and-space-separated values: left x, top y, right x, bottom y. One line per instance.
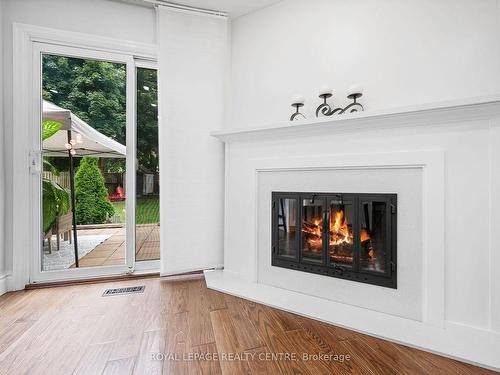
302, 221, 320, 233
302, 220, 323, 251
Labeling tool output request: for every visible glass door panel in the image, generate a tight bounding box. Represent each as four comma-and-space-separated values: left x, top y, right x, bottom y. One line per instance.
135, 67, 160, 262
277, 197, 298, 258
359, 200, 388, 273
328, 196, 355, 267
40, 52, 128, 271
301, 197, 324, 262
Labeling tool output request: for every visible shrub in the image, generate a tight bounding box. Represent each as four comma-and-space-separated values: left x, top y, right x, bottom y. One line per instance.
43, 179, 70, 234
74, 157, 114, 225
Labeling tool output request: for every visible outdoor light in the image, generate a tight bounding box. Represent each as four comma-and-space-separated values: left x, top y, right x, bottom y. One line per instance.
65, 137, 79, 155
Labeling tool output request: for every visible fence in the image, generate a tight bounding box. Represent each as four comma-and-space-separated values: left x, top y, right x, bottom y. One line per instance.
42, 171, 71, 190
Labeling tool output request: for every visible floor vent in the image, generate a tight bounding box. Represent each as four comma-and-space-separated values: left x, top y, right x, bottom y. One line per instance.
102, 286, 145, 296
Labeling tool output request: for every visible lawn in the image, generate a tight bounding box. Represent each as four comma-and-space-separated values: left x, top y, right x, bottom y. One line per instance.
112, 196, 159, 224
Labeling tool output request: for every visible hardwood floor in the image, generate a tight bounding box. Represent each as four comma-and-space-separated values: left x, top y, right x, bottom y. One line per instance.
0, 276, 494, 375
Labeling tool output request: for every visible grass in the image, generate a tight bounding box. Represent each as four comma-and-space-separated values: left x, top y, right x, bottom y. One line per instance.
112, 196, 159, 224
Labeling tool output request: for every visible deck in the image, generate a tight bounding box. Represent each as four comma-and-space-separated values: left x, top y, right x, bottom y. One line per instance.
72, 224, 160, 267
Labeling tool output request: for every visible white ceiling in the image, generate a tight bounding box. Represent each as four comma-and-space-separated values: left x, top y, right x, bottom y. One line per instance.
145, 0, 283, 18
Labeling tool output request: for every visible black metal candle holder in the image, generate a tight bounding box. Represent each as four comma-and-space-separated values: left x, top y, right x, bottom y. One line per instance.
290, 102, 306, 121
315, 91, 364, 118
316, 92, 340, 117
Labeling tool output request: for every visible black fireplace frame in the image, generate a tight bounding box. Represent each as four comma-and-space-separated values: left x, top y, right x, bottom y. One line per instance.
272, 192, 397, 289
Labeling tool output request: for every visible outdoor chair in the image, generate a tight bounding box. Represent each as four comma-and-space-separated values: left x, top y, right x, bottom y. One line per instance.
43, 228, 53, 254
54, 212, 73, 251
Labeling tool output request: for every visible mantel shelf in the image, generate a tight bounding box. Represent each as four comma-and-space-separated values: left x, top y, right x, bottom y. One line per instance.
211, 95, 500, 143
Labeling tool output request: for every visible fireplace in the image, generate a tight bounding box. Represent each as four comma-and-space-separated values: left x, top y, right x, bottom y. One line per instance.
272, 192, 397, 288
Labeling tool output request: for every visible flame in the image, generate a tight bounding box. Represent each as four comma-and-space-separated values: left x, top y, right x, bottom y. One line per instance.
329, 209, 353, 246
302, 208, 373, 260
302, 218, 323, 252
360, 228, 370, 242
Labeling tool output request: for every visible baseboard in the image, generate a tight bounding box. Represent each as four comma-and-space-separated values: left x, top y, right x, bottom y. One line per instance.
0, 274, 8, 297
204, 269, 500, 372
160, 264, 224, 277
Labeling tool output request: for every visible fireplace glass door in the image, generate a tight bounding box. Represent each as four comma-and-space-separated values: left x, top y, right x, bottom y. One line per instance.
277, 197, 298, 259
359, 199, 388, 273
272, 192, 397, 288
301, 196, 325, 262
328, 196, 355, 267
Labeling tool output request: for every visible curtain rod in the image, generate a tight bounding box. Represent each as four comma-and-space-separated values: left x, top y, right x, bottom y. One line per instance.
144, 0, 228, 17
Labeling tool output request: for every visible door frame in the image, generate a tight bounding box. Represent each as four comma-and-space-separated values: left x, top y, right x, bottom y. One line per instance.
12, 23, 157, 288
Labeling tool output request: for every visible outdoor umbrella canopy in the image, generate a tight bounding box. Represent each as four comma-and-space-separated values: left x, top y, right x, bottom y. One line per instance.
42, 100, 126, 158
42, 100, 126, 267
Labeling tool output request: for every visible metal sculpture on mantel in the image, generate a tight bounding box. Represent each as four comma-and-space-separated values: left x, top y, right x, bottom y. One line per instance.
289, 86, 364, 121
316, 85, 364, 117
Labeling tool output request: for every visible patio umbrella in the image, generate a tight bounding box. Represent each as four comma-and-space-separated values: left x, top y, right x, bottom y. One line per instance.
42, 100, 126, 267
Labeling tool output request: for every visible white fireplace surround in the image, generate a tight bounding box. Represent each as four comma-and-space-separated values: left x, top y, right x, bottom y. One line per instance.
206, 96, 500, 371
259, 167, 422, 319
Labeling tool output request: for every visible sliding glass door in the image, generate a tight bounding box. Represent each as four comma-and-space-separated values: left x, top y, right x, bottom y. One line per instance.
135, 66, 160, 265
32, 42, 158, 282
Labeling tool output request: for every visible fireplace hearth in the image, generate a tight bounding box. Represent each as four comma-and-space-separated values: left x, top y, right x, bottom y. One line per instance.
272, 192, 397, 288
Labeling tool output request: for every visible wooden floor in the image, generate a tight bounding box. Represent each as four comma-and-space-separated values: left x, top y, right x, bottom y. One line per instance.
0, 277, 494, 375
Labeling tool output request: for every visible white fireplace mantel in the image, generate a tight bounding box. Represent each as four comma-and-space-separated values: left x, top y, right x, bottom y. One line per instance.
207, 94, 500, 371
212, 95, 500, 142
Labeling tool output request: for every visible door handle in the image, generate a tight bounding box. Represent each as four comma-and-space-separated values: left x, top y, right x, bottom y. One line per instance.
30, 151, 42, 174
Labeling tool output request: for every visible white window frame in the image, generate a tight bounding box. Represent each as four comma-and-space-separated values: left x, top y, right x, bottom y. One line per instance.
12, 24, 158, 288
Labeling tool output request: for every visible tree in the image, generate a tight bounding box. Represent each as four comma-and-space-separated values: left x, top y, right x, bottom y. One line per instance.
42, 55, 159, 173
137, 68, 159, 172
74, 157, 114, 225
42, 55, 127, 144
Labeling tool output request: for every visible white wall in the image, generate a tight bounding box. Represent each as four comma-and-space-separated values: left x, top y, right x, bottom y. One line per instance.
0, 0, 6, 294
1, 0, 156, 284
229, 0, 500, 128
157, 8, 227, 275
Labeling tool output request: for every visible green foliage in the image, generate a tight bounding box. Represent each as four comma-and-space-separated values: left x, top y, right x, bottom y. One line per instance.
45, 156, 81, 173
42, 56, 159, 172
112, 196, 159, 224
74, 157, 114, 225
42, 180, 70, 234
43, 158, 59, 176
103, 158, 126, 174
137, 68, 159, 172
42, 120, 62, 141
42, 55, 127, 145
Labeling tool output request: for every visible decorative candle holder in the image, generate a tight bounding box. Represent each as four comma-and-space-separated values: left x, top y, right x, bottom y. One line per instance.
315, 86, 364, 118
290, 95, 306, 121
316, 91, 342, 117
343, 90, 364, 113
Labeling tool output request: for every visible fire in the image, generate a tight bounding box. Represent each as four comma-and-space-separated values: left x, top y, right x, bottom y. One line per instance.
329, 209, 353, 246
360, 228, 370, 242
302, 219, 323, 252
302, 208, 373, 260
